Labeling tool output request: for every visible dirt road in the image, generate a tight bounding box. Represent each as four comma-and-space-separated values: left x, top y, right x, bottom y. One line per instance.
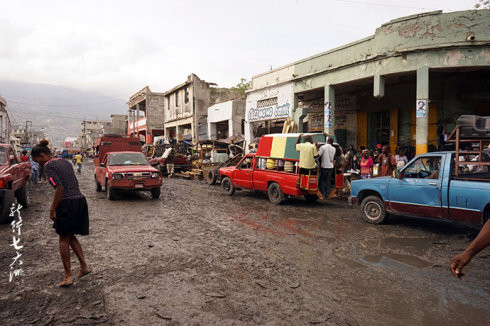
1, 162, 489, 325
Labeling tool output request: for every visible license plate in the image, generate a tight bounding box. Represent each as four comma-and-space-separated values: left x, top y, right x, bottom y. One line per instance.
135, 184, 144, 189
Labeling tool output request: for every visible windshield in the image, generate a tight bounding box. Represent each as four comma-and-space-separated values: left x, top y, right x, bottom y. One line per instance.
0, 148, 7, 165
108, 153, 149, 166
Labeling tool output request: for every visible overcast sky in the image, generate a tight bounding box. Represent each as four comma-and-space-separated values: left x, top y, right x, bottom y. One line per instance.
0, 0, 477, 99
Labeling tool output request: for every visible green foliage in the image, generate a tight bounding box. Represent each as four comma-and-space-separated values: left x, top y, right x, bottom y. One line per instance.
233, 78, 251, 96
474, 0, 490, 9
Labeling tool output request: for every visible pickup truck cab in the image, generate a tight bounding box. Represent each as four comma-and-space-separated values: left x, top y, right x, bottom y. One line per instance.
350, 151, 490, 226
95, 151, 162, 200
0, 144, 31, 223
93, 135, 162, 200
219, 133, 326, 204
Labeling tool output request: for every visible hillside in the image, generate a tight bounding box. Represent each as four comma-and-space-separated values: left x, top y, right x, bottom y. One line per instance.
0, 80, 127, 147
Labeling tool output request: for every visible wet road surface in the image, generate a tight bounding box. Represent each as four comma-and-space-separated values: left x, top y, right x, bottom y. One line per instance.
1, 161, 489, 325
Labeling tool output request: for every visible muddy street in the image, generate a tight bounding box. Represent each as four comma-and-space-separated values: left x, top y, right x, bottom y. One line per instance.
1, 161, 489, 325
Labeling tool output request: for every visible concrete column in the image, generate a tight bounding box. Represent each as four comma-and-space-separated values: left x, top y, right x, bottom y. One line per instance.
324, 85, 335, 136
416, 67, 429, 155
228, 119, 234, 138
373, 74, 385, 98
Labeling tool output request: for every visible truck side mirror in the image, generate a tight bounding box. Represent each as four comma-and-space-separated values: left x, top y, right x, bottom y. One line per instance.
100, 163, 105, 167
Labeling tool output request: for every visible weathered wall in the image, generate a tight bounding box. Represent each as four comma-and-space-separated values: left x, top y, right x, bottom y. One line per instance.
293, 10, 490, 92
245, 83, 294, 143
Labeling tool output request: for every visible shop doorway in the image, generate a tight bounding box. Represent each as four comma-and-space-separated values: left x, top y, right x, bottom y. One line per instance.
368, 111, 390, 148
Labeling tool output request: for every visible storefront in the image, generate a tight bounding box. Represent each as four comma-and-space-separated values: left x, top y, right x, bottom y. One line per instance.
244, 83, 294, 144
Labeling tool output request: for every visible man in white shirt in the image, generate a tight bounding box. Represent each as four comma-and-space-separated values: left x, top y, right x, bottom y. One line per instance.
318, 136, 336, 198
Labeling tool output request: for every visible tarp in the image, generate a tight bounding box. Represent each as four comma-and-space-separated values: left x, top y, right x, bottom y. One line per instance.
256, 133, 326, 160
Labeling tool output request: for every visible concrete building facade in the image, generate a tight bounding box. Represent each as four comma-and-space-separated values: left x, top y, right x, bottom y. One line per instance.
164, 74, 243, 141
207, 100, 245, 140
128, 86, 165, 144
105, 114, 127, 136
0, 96, 11, 144
81, 119, 111, 148
245, 10, 490, 154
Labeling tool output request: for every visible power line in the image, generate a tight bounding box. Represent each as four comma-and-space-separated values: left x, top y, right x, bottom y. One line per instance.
333, 0, 438, 10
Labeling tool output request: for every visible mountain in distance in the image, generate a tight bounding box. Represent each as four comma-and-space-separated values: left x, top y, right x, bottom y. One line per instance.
0, 80, 127, 147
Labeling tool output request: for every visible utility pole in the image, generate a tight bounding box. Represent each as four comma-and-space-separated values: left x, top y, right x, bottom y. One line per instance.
25, 121, 32, 145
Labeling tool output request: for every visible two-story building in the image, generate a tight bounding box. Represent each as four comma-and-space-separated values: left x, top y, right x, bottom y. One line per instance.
246, 9, 490, 155
128, 86, 165, 144
164, 73, 242, 141
0, 96, 11, 144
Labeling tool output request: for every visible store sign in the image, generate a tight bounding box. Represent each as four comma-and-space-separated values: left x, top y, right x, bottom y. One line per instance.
308, 113, 324, 132
248, 103, 290, 122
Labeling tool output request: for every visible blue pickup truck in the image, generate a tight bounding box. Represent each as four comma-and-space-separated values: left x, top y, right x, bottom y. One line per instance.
349, 151, 490, 226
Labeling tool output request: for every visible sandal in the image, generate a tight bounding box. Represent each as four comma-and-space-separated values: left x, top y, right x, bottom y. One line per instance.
76, 268, 92, 278
58, 277, 73, 287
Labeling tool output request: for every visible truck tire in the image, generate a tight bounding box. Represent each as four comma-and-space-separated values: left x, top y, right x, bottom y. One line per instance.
360, 195, 387, 224
206, 169, 217, 185
95, 176, 102, 192
151, 187, 161, 199
0, 190, 15, 224
106, 182, 116, 200
268, 182, 285, 205
304, 193, 318, 203
16, 183, 30, 208
221, 177, 235, 196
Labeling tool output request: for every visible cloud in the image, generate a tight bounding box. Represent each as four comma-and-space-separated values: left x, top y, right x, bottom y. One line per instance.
0, 0, 477, 98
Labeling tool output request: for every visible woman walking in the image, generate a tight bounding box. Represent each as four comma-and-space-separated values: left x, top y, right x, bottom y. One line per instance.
31, 140, 91, 287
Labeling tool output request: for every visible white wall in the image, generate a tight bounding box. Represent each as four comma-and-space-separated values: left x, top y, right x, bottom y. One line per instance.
244, 82, 294, 144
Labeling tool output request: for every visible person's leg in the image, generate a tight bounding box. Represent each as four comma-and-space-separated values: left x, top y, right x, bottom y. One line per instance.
59, 235, 73, 285
69, 235, 90, 276
325, 168, 333, 197
32, 170, 38, 184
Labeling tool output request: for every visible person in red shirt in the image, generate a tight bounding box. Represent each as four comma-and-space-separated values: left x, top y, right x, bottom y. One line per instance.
378, 145, 396, 177
20, 150, 29, 162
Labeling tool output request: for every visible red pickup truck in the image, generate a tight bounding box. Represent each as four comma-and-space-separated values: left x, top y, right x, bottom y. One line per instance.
0, 144, 31, 223
149, 144, 189, 174
219, 133, 325, 204
93, 135, 163, 200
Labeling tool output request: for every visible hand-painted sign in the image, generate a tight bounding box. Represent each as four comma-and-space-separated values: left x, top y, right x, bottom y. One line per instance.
248, 103, 290, 122
308, 113, 324, 132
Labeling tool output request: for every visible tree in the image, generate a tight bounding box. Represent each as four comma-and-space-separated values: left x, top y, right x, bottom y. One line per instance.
233, 78, 251, 97
474, 0, 490, 9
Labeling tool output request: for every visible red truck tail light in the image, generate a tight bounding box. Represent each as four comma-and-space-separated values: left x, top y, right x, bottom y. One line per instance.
0, 179, 7, 188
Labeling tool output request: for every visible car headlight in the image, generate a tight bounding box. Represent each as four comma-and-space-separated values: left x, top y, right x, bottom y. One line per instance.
151, 172, 160, 179
112, 173, 124, 180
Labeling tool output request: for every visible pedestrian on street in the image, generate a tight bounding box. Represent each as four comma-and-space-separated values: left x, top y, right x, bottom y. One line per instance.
31, 140, 91, 287
318, 136, 336, 198
29, 155, 39, 184
360, 149, 374, 179
21, 150, 29, 162
74, 152, 83, 174
450, 219, 490, 278
377, 145, 396, 177
167, 148, 175, 178
395, 147, 408, 169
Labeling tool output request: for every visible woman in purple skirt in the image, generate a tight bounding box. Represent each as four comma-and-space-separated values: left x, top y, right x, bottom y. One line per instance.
31, 140, 91, 287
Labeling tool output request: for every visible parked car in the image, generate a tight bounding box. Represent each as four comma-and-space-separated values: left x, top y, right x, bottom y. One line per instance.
219, 133, 326, 204
0, 144, 31, 223
349, 151, 490, 226
94, 151, 163, 200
